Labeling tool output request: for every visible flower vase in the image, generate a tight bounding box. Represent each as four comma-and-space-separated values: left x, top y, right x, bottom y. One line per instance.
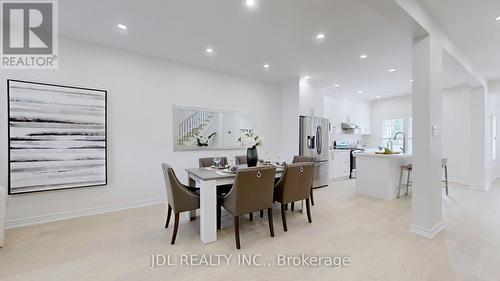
246, 146, 258, 167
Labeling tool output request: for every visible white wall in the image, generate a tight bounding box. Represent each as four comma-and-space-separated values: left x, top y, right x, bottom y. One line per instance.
299, 82, 324, 117
280, 78, 300, 162
366, 96, 412, 148
367, 87, 485, 186
489, 80, 500, 179
442, 86, 472, 185
0, 38, 282, 226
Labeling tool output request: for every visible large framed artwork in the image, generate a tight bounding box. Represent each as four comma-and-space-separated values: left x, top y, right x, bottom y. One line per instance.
7, 80, 107, 195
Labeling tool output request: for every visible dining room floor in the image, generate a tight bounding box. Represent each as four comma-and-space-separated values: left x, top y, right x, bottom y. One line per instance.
1, 179, 500, 281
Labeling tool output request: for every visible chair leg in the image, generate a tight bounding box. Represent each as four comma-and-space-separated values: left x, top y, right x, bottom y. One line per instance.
267, 208, 274, 237
306, 198, 312, 223
445, 166, 449, 195
217, 204, 222, 230
171, 213, 180, 245
406, 170, 411, 196
234, 216, 241, 249
285, 204, 288, 211
398, 168, 403, 198
281, 204, 288, 232
165, 204, 172, 228
310, 188, 315, 206
249, 213, 253, 221
260, 210, 264, 218
291, 202, 295, 211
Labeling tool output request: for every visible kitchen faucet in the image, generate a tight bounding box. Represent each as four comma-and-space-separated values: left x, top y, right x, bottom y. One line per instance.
393, 132, 406, 153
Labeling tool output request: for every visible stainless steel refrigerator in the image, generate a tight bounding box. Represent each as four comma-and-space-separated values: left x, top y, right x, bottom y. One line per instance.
299, 116, 330, 188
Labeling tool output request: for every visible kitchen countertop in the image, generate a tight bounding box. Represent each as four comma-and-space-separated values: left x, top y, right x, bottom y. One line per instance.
357, 152, 412, 159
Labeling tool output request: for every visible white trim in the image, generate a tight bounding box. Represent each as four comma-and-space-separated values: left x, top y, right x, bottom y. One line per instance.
469, 183, 492, 191
5, 197, 165, 229
410, 221, 445, 239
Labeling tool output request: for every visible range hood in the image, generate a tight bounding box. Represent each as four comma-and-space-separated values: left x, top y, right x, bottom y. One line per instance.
341, 122, 359, 130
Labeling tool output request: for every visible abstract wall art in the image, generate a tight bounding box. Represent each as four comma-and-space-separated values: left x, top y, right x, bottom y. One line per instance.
7, 80, 107, 194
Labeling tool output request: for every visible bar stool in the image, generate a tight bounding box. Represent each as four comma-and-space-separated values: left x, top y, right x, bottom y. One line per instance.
398, 158, 449, 198
398, 164, 412, 198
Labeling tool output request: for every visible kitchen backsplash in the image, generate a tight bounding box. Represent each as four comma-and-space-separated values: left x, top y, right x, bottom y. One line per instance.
329, 133, 366, 148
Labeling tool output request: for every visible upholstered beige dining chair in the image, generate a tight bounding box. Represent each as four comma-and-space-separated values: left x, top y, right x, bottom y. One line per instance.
292, 155, 316, 207
218, 166, 276, 249
234, 155, 247, 165
199, 157, 228, 168
274, 163, 314, 231
162, 163, 200, 245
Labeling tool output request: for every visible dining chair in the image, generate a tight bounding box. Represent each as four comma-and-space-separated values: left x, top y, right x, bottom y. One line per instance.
274, 163, 314, 231
292, 155, 316, 207
199, 157, 228, 168
218, 166, 276, 249
235, 155, 247, 165
161, 163, 200, 245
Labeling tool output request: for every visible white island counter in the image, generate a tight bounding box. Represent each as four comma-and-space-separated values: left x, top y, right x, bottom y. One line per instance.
355, 153, 412, 200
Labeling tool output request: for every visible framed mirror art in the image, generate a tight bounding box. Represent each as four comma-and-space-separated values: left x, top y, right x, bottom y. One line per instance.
173, 106, 254, 151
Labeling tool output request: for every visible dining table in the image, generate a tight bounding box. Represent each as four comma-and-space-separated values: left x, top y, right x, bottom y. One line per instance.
185, 164, 286, 244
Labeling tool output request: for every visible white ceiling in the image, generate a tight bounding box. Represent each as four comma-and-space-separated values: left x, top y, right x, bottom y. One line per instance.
418, 0, 500, 82
58, 0, 485, 100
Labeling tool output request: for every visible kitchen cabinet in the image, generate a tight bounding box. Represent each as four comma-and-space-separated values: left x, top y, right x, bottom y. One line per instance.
324, 96, 371, 135
330, 150, 351, 179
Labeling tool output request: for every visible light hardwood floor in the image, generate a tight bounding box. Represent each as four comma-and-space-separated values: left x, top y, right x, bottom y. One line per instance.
1, 180, 500, 281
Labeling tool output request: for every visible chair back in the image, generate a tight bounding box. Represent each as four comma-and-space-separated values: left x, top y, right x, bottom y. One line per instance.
292, 155, 315, 164
199, 157, 228, 168
161, 163, 199, 213
235, 155, 247, 165
275, 163, 314, 204
223, 166, 276, 216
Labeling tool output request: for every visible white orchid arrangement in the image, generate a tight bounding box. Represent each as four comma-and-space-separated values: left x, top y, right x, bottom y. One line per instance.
237, 131, 265, 148
195, 132, 216, 147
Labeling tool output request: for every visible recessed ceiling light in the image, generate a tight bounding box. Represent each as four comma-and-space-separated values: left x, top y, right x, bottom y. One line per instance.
360, 54, 368, 59
388, 68, 396, 72
334, 84, 340, 87
117, 24, 127, 30
263, 64, 270, 69
411, 79, 414, 82
316, 33, 326, 40
357, 90, 363, 94
246, 0, 255, 7
496, 15, 500, 21
376, 95, 381, 98
205, 47, 214, 54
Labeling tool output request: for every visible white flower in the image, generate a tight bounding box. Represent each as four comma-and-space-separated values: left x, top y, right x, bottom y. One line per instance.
237, 130, 264, 148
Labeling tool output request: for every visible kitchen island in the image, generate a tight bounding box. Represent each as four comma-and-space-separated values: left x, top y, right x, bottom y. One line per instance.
355, 152, 412, 200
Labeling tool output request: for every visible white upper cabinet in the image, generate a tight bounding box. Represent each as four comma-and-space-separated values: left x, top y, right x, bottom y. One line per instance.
324, 95, 371, 135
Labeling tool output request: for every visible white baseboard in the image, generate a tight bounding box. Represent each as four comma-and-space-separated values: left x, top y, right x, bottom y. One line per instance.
469, 184, 491, 191
5, 197, 165, 229
410, 221, 445, 239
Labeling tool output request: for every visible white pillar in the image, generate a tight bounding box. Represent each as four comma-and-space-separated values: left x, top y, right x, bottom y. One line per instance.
411, 35, 444, 238
280, 78, 300, 162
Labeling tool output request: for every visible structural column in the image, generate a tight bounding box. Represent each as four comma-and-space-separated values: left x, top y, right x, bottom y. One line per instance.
411, 35, 444, 238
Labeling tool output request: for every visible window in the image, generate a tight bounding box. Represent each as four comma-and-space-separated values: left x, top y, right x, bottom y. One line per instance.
382, 119, 404, 151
